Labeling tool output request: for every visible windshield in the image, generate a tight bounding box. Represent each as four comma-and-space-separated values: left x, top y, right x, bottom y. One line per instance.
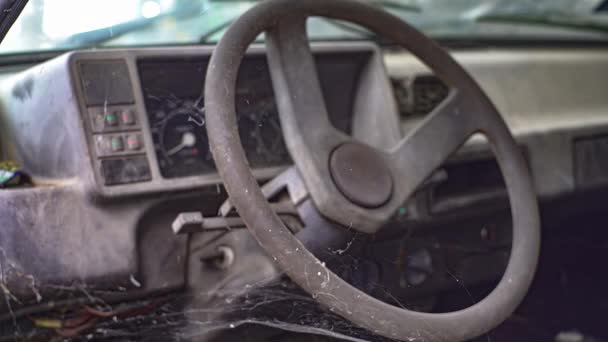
2, 0, 608, 55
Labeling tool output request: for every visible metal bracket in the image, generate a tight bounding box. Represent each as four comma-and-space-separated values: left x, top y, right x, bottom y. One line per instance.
218, 166, 308, 217
172, 202, 300, 234
172, 167, 309, 235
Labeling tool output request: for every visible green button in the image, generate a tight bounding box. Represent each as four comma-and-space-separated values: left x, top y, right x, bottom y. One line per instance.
110, 136, 124, 152
105, 113, 118, 126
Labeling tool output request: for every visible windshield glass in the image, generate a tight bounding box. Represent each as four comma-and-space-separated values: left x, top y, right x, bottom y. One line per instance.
2, 0, 608, 54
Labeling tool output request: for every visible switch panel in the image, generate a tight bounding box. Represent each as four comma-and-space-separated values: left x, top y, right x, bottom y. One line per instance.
88, 106, 139, 133
78, 59, 151, 187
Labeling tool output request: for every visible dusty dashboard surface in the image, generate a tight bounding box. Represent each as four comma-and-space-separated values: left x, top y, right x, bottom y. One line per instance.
65, 45, 380, 198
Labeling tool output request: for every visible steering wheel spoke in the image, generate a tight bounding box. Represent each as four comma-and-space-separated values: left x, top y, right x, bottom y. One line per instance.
389, 90, 478, 201
265, 15, 348, 154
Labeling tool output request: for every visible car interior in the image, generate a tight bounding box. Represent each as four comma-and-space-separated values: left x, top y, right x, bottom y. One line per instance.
1, 0, 608, 341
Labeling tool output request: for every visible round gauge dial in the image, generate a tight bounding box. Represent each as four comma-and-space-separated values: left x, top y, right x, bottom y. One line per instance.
151, 105, 214, 178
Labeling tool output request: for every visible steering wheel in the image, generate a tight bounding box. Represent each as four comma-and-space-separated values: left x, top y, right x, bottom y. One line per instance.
204, 0, 541, 341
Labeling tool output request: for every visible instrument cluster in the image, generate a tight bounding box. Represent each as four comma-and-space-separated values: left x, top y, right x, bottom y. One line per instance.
139, 57, 290, 178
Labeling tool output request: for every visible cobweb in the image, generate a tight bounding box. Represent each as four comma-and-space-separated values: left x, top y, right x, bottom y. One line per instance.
0, 277, 400, 342
182, 279, 397, 342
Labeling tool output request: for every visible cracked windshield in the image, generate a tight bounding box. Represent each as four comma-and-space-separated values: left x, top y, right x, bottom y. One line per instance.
2, 0, 608, 342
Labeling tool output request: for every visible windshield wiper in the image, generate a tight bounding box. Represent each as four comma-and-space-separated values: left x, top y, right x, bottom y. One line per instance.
198, 0, 421, 44
60, 3, 203, 48
375, 0, 420, 13
199, 18, 379, 44
477, 13, 608, 36
199, 17, 388, 44
63, 16, 162, 47
63, 0, 421, 48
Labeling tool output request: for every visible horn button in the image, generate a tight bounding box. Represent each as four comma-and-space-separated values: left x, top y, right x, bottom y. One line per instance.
329, 142, 393, 208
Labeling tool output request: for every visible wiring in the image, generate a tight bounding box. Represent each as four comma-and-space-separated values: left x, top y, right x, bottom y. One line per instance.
29, 299, 166, 338
0, 287, 178, 323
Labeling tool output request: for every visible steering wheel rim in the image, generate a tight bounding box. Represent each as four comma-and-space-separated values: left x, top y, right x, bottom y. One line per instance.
204, 0, 541, 341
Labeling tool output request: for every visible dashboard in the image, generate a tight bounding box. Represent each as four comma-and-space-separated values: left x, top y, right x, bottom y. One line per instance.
1, 43, 607, 205
65, 45, 385, 197
2, 41, 608, 315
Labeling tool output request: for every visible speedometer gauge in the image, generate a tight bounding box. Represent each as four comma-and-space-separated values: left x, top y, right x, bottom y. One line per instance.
150, 104, 214, 178
140, 57, 349, 179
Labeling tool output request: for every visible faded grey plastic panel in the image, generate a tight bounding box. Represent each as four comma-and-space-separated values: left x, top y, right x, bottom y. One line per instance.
0, 54, 92, 182
386, 48, 608, 198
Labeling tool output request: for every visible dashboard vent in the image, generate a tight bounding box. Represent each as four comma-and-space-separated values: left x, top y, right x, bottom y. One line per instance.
392, 75, 449, 118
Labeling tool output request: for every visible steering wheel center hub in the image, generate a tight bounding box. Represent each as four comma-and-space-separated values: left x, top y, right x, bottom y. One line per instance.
329, 142, 393, 208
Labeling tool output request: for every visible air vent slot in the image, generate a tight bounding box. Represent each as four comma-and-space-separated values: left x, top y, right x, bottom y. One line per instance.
392, 74, 449, 118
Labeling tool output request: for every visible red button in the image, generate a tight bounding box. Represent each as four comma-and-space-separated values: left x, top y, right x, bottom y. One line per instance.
126, 134, 141, 151
121, 109, 136, 125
